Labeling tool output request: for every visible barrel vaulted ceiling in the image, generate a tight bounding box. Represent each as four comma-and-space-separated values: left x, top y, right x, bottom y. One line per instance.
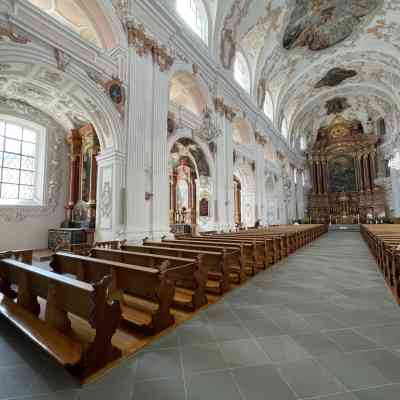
216, 0, 400, 148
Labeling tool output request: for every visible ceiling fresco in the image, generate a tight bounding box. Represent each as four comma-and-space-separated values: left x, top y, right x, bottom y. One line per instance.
218, 0, 400, 148
282, 0, 379, 51
315, 67, 358, 88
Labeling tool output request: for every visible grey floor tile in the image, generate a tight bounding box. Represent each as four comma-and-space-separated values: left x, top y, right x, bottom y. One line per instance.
232, 364, 296, 400
182, 343, 228, 375
219, 338, 271, 367
326, 329, 380, 352
292, 332, 343, 356
354, 324, 400, 347
77, 382, 132, 400
14, 391, 78, 400
212, 320, 250, 341
309, 394, 358, 400
135, 349, 182, 381
231, 305, 266, 321
146, 330, 180, 350
244, 318, 284, 338
303, 313, 347, 331
204, 305, 239, 323
187, 370, 242, 400
318, 351, 391, 390
352, 384, 400, 399
360, 349, 400, 382
268, 311, 315, 334
278, 358, 345, 398
178, 324, 215, 346
256, 335, 312, 363
133, 377, 185, 400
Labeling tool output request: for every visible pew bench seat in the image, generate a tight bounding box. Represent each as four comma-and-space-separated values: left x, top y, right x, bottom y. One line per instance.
0, 296, 83, 366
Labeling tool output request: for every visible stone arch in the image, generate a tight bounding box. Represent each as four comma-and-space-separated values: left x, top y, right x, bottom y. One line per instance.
232, 118, 254, 146
0, 43, 124, 152
168, 130, 215, 230
234, 158, 256, 227
27, 0, 127, 49
169, 64, 212, 116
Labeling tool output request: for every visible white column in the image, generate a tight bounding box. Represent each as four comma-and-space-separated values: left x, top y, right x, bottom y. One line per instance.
391, 169, 400, 217
225, 118, 235, 229
255, 145, 266, 224
125, 48, 153, 242
215, 114, 227, 230
151, 66, 171, 239
95, 149, 126, 241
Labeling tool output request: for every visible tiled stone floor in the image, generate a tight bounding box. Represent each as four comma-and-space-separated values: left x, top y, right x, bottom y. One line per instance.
1, 232, 400, 399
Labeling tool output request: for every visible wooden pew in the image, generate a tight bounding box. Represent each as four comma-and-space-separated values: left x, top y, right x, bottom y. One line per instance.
51, 252, 175, 334
360, 224, 400, 303
0, 258, 121, 379
198, 233, 282, 263
0, 249, 33, 264
163, 238, 260, 276
90, 247, 207, 311
176, 236, 269, 273
142, 240, 246, 284
122, 243, 230, 294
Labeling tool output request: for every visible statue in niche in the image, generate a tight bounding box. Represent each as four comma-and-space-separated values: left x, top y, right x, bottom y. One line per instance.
283, 0, 379, 51
325, 97, 351, 115
315, 67, 358, 88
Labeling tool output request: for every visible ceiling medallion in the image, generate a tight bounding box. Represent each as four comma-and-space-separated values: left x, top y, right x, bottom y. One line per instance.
193, 107, 222, 144
315, 67, 358, 88
325, 97, 351, 115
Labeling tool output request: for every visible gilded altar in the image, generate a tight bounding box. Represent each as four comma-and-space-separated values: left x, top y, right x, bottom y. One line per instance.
307, 116, 386, 224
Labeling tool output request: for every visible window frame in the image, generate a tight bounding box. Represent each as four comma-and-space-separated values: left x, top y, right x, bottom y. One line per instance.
234, 50, 251, 94
263, 90, 274, 122
0, 115, 47, 208
176, 0, 209, 45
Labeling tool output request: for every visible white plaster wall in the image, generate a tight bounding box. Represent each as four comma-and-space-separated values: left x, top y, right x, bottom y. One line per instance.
0, 187, 66, 251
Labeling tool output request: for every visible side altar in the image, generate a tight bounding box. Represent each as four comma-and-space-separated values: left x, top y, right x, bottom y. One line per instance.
307, 116, 386, 224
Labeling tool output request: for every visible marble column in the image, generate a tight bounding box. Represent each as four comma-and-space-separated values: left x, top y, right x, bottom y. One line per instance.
215, 114, 227, 231
95, 149, 126, 241
369, 152, 376, 190
255, 144, 266, 224
363, 154, 371, 191
317, 159, 324, 194
391, 168, 400, 217
151, 63, 171, 239
125, 48, 153, 242
224, 117, 235, 229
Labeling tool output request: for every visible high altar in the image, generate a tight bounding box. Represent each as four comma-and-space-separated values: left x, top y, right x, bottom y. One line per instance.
307, 116, 386, 224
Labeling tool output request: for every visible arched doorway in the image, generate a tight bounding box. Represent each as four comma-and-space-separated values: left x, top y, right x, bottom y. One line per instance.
234, 160, 256, 227
169, 138, 211, 232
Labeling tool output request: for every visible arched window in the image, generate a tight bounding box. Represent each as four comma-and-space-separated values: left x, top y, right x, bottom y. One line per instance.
281, 117, 289, 140
177, 0, 208, 44
234, 51, 251, 93
263, 90, 274, 122
0, 116, 46, 206
300, 136, 307, 151
377, 117, 386, 137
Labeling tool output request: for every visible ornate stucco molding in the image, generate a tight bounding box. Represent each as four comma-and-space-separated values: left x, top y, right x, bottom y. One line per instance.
126, 22, 174, 72
214, 97, 236, 122
0, 23, 30, 44
0, 97, 66, 222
